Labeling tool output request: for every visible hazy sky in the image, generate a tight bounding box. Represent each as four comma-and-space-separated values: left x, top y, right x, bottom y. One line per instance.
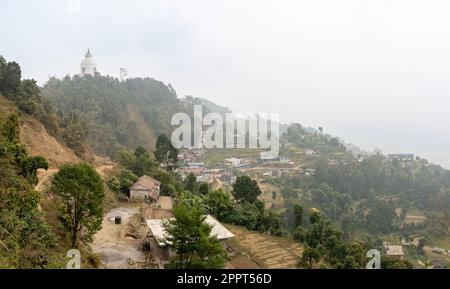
2, 0, 450, 167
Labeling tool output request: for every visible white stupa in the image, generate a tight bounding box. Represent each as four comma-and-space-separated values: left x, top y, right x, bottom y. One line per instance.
80, 48, 97, 76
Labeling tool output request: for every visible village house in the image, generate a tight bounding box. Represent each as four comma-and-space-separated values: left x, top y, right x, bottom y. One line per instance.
145, 215, 235, 252
263, 170, 282, 177
196, 174, 212, 183
387, 154, 415, 162
328, 159, 339, 166
219, 172, 237, 184
259, 154, 277, 163
357, 154, 369, 162
278, 156, 290, 164
305, 149, 316, 157
223, 158, 244, 167
129, 175, 161, 202
188, 162, 206, 169
384, 243, 404, 259
178, 148, 206, 163
176, 166, 206, 177
206, 168, 224, 174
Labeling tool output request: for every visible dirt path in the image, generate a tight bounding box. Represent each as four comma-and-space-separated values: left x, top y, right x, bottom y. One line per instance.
34, 165, 114, 191
35, 168, 59, 191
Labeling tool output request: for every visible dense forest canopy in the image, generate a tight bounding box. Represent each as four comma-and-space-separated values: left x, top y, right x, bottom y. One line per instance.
41, 75, 189, 156
270, 124, 450, 242
0, 55, 89, 157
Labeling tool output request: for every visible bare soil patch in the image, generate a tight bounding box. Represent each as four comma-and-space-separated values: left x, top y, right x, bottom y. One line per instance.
91, 205, 147, 269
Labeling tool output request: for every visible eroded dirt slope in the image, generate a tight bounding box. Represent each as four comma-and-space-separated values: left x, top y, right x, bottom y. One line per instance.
20, 116, 81, 167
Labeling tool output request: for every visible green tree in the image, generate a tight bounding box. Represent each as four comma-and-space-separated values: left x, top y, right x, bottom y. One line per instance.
52, 163, 105, 248
309, 208, 322, 225
3, 61, 21, 95
131, 146, 157, 176
160, 182, 176, 197
198, 183, 209, 195
206, 189, 235, 221
381, 256, 413, 269
299, 246, 321, 268
293, 226, 306, 242
0, 56, 6, 92
164, 203, 227, 269
232, 176, 262, 203
417, 238, 426, 255
154, 134, 178, 171
19, 156, 49, 185
227, 202, 262, 230
151, 169, 179, 197
108, 169, 138, 195
293, 204, 304, 227
62, 113, 88, 156
184, 173, 198, 194
115, 147, 157, 177
0, 115, 57, 268
2, 114, 20, 143
259, 211, 283, 236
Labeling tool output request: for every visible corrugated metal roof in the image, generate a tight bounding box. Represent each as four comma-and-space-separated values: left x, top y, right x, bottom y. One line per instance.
130, 175, 161, 190
146, 215, 234, 247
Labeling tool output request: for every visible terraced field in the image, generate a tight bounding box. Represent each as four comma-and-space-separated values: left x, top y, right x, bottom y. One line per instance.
227, 225, 303, 269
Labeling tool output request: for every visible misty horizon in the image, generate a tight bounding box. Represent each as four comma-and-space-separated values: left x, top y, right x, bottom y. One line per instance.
2, 0, 450, 168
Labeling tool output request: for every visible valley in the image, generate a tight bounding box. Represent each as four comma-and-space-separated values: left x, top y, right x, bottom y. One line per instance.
0, 52, 449, 270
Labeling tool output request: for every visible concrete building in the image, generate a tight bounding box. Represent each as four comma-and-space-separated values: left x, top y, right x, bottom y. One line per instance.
384, 243, 404, 259
187, 162, 206, 169
387, 154, 415, 162
223, 158, 244, 167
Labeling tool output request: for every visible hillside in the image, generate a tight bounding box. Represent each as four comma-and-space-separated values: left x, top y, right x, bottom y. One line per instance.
20, 116, 81, 167
2, 52, 448, 269
41, 76, 189, 156
0, 95, 81, 167
182, 96, 232, 119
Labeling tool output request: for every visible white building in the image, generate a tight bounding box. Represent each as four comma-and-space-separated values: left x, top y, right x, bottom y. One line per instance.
279, 156, 290, 163
224, 158, 243, 167
384, 243, 404, 259
196, 174, 211, 183
188, 162, 206, 168
387, 154, 415, 162
146, 215, 234, 247
80, 48, 97, 76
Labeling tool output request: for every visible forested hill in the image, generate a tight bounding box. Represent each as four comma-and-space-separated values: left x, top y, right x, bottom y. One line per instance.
41, 75, 189, 156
